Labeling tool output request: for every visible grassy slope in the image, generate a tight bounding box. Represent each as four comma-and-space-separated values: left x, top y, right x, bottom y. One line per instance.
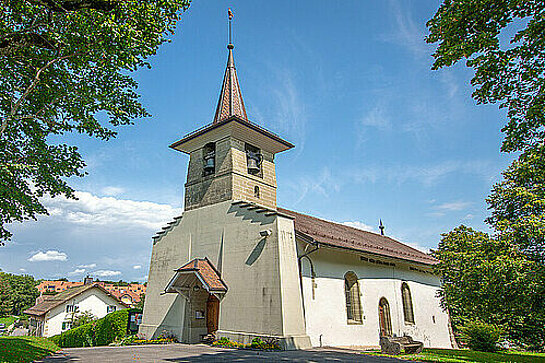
0, 337, 59, 363
0, 317, 17, 327
363, 348, 545, 363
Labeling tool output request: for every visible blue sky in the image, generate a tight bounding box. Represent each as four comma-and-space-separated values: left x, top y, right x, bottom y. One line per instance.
2, 1, 513, 282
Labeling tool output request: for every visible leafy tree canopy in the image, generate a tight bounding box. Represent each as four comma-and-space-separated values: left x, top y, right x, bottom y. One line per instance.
487, 144, 545, 263
426, 0, 545, 153
0, 271, 40, 316
432, 226, 545, 349
0, 0, 190, 242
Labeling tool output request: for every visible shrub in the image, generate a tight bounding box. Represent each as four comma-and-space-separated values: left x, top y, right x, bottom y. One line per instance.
50, 308, 141, 348
461, 321, 503, 352
212, 336, 280, 350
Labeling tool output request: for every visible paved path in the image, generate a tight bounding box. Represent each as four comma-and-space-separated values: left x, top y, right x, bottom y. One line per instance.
38, 344, 407, 362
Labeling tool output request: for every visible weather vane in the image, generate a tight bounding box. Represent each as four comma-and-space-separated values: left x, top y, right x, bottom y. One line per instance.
228, 8, 234, 46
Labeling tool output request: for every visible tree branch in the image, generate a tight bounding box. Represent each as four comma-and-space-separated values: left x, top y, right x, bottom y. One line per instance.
27, 0, 118, 12
0, 52, 78, 135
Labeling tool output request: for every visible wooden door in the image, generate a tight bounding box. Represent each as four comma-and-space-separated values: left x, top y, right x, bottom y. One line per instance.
379, 298, 392, 337
206, 294, 219, 334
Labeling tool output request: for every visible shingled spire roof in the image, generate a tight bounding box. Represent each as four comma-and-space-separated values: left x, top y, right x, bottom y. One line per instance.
213, 43, 248, 123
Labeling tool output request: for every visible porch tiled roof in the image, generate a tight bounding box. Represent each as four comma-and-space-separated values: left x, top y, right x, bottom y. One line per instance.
176, 258, 227, 292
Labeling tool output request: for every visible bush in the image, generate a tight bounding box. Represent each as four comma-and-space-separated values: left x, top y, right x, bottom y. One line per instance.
51, 323, 94, 348
461, 321, 503, 352
212, 336, 280, 350
51, 308, 141, 348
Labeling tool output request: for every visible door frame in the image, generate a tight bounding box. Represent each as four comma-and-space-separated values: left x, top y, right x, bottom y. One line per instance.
378, 297, 392, 337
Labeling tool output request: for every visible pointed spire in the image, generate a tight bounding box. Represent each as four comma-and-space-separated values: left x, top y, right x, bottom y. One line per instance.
213, 11, 248, 124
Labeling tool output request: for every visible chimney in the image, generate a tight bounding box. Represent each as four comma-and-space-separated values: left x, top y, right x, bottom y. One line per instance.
84, 276, 93, 285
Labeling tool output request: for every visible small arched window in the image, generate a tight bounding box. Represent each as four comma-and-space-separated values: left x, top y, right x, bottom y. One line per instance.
254, 186, 260, 198
401, 282, 415, 324
344, 272, 363, 324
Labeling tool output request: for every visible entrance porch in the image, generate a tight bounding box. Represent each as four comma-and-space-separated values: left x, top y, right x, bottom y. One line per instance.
164, 258, 227, 343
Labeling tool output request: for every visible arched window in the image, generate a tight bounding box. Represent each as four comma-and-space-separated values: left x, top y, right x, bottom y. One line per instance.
254, 186, 260, 198
344, 272, 363, 324
401, 282, 415, 324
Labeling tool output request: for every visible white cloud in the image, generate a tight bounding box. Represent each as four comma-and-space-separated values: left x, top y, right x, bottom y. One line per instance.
28, 250, 68, 262
267, 69, 308, 152
383, 0, 429, 58
19, 268, 26, 272
342, 221, 375, 232
42, 191, 182, 231
101, 186, 125, 197
95, 270, 121, 277
78, 263, 96, 269
361, 105, 391, 131
286, 167, 341, 205
68, 268, 86, 276
133, 265, 142, 270
436, 201, 472, 212
351, 160, 498, 187
463, 213, 475, 220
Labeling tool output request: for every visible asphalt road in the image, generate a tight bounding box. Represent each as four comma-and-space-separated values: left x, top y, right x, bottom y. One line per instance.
37, 344, 408, 362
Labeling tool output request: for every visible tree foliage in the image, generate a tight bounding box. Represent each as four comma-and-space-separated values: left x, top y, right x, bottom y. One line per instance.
432, 226, 545, 349
0, 0, 190, 242
0, 271, 40, 316
426, 0, 545, 153
487, 144, 545, 263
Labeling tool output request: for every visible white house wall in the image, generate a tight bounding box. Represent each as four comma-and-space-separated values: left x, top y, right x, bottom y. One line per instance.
42, 288, 126, 337
299, 246, 452, 349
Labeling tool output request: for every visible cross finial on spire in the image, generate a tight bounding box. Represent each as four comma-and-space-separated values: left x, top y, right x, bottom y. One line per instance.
379, 219, 385, 236
213, 8, 248, 124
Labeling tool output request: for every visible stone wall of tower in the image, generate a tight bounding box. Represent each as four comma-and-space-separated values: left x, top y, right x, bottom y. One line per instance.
230, 138, 277, 209
184, 136, 277, 211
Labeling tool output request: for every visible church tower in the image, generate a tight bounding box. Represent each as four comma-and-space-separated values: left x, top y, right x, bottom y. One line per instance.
140, 18, 310, 349
170, 43, 293, 211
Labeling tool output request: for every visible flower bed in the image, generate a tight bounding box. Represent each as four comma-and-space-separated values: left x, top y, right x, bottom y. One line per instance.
212, 337, 281, 351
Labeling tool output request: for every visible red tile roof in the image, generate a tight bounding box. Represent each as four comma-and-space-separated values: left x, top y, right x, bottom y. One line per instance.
24, 283, 128, 317
213, 45, 247, 123
177, 258, 227, 292
278, 208, 437, 266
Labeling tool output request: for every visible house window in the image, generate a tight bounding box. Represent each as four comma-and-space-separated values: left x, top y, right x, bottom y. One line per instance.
66, 305, 75, 313
254, 186, 260, 198
107, 305, 117, 313
401, 282, 415, 324
61, 322, 72, 331
344, 272, 363, 324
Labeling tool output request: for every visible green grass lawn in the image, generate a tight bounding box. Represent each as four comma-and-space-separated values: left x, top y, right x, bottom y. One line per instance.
0, 317, 17, 327
0, 336, 59, 363
363, 348, 545, 363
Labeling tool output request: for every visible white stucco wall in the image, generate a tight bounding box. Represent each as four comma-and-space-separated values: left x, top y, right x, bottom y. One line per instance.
300, 246, 452, 349
42, 287, 126, 337
141, 201, 311, 348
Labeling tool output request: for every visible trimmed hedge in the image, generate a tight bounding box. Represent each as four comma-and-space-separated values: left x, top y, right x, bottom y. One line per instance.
50, 308, 141, 348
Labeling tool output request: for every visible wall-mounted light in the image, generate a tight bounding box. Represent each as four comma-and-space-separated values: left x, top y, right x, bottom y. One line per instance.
259, 230, 272, 237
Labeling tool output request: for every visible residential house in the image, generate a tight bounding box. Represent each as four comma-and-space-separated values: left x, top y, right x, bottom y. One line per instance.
25, 283, 128, 337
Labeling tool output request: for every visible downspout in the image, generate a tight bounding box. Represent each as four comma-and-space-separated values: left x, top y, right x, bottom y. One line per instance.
297, 241, 319, 327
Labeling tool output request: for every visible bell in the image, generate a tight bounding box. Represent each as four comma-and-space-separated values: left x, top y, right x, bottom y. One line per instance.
247, 157, 260, 174
204, 157, 215, 171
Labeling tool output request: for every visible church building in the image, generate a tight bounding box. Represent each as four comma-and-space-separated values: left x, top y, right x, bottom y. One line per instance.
140, 33, 454, 350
